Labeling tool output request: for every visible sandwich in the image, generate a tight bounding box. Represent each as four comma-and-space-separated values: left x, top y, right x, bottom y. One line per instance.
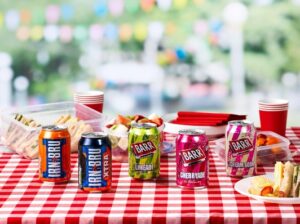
292, 166, 300, 197
273, 161, 294, 197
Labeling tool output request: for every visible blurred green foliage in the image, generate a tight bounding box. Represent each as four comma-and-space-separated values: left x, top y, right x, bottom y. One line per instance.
0, 0, 299, 99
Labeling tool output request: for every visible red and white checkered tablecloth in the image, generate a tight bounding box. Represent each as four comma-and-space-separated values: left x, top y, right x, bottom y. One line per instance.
1, 128, 300, 224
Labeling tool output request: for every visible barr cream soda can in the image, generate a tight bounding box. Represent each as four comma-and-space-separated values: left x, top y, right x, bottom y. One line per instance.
176, 129, 209, 189
78, 132, 112, 192
39, 125, 71, 183
225, 120, 257, 177
128, 123, 160, 179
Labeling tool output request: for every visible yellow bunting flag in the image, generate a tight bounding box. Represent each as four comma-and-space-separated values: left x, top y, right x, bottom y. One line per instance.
134, 22, 147, 41
173, 0, 188, 10
30, 26, 43, 41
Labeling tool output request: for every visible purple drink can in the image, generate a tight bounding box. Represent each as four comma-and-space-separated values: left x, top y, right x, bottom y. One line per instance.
225, 120, 257, 178
176, 129, 209, 189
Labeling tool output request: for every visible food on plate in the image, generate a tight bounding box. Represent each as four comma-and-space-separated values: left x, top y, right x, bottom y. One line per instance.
274, 161, 294, 197
248, 176, 274, 196
5, 113, 93, 159
292, 166, 300, 197
106, 114, 164, 162
248, 161, 300, 198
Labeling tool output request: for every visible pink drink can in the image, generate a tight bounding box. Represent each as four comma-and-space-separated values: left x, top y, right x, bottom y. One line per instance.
225, 120, 257, 178
176, 129, 209, 189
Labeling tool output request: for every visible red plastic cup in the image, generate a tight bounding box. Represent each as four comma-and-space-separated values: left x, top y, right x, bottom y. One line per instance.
83, 103, 103, 113
74, 91, 104, 113
258, 99, 288, 136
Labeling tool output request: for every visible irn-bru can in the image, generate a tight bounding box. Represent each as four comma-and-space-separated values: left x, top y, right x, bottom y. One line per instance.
128, 123, 160, 179
39, 125, 71, 183
225, 120, 257, 177
176, 130, 209, 189
78, 132, 112, 192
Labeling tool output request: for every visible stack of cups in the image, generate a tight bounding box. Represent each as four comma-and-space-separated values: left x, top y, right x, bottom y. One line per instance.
259, 99, 288, 136
74, 91, 104, 113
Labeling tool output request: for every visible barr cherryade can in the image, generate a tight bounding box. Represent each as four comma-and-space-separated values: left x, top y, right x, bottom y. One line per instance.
39, 125, 71, 183
176, 129, 209, 189
78, 132, 112, 192
225, 120, 257, 178
128, 123, 160, 179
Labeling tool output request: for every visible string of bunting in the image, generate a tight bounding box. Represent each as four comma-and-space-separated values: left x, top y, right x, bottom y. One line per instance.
14, 20, 222, 44
0, 0, 206, 30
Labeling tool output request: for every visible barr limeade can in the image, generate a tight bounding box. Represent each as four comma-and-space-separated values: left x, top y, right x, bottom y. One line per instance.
225, 120, 257, 177
176, 129, 209, 189
39, 125, 71, 183
78, 132, 112, 192
128, 123, 160, 179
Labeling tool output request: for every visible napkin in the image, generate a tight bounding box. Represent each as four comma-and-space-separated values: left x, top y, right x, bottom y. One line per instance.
171, 111, 247, 126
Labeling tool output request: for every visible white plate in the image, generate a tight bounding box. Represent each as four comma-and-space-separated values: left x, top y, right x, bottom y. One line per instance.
235, 173, 300, 204
163, 113, 226, 137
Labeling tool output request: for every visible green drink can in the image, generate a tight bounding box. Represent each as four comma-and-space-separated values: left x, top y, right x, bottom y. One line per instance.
128, 123, 160, 179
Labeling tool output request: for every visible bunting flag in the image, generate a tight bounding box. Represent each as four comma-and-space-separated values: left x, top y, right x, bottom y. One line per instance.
104, 23, 118, 41
61, 4, 73, 21
30, 26, 43, 41
173, 0, 188, 10
119, 23, 132, 42
74, 26, 88, 41
20, 9, 31, 24
125, 0, 140, 13
134, 22, 147, 41
108, 0, 124, 17
59, 25, 73, 43
157, 0, 172, 11
16, 26, 30, 41
45, 5, 60, 24
94, 0, 108, 17
5, 10, 19, 30
0, 13, 3, 28
140, 0, 155, 13
32, 9, 45, 25
89, 24, 103, 41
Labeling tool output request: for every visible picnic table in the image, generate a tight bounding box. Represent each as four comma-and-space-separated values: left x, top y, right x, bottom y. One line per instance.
0, 128, 300, 224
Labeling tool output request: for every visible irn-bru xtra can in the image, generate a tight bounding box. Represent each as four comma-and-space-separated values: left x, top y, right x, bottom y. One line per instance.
225, 120, 257, 178
128, 123, 160, 179
78, 132, 112, 192
176, 129, 209, 189
39, 125, 71, 183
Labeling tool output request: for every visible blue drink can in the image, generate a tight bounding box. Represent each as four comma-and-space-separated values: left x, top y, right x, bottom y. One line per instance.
78, 132, 112, 192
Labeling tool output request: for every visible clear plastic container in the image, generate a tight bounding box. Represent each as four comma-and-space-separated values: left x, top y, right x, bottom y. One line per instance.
0, 102, 107, 159
214, 131, 291, 165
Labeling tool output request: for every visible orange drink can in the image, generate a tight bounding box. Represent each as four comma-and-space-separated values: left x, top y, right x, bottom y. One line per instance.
39, 125, 71, 183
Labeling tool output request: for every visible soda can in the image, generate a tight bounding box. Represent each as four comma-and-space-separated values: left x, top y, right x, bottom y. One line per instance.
39, 125, 71, 183
128, 123, 160, 179
176, 129, 209, 189
225, 120, 257, 177
78, 132, 112, 192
